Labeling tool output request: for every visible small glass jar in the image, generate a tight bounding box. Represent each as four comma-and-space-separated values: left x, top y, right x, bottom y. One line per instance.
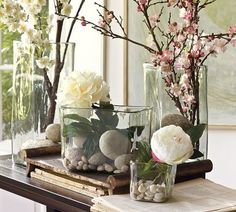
130, 161, 176, 202
60, 105, 152, 173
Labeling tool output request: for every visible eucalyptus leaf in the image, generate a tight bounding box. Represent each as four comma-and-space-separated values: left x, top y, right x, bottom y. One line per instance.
83, 135, 99, 158
91, 118, 105, 134
124, 126, 145, 140
190, 149, 204, 159
63, 114, 91, 125
186, 124, 206, 146
63, 122, 92, 137
95, 109, 118, 127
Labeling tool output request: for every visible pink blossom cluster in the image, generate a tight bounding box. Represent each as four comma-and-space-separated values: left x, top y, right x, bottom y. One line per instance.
143, 0, 236, 122
78, 0, 236, 125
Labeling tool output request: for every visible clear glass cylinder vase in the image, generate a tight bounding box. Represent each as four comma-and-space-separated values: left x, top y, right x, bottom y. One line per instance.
144, 64, 208, 159
144, 63, 160, 133
130, 161, 176, 202
11, 41, 75, 164
60, 105, 152, 173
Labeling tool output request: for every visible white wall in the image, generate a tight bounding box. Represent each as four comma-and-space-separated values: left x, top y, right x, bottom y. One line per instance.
207, 129, 236, 189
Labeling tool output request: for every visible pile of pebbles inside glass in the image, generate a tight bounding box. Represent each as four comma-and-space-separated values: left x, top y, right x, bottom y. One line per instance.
63, 130, 134, 173
130, 180, 167, 202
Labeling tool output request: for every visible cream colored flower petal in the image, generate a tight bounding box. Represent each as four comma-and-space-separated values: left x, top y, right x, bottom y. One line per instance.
151, 125, 193, 165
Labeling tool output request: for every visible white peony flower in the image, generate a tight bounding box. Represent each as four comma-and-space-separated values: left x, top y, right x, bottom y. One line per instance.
57, 71, 110, 108
151, 125, 193, 165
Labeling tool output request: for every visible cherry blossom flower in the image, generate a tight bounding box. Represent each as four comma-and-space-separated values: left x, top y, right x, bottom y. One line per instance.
170, 83, 181, 97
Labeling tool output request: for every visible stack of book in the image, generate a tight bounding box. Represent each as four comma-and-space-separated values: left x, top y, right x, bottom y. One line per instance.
91, 178, 236, 212
24, 147, 130, 198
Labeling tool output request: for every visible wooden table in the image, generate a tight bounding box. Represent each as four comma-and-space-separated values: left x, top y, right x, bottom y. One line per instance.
0, 156, 213, 212
0, 156, 92, 212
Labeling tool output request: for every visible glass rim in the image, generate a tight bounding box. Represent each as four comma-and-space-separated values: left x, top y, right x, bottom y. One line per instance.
143, 62, 207, 70
13, 40, 75, 46
60, 104, 153, 113
130, 160, 173, 167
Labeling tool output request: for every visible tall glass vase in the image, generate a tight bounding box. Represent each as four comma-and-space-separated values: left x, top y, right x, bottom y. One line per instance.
143, 63, 159, 133
144, 64, 208, 159
11, 41, 75, 164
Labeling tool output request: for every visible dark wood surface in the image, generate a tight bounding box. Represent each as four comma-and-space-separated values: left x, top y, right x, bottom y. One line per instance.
0, 157, 92, 212
0, 156, 213, 212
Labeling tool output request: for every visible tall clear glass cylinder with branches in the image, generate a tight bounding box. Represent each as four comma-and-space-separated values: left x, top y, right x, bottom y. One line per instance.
11, 41, 75, 164
144, 64, 208, 159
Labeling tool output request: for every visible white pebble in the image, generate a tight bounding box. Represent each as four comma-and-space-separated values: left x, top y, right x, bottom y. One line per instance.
81, 155, 88, 164
99, 130, 131, 160
45, 123, 61, 142
83, 164, 88, 170
144, 196, 153, 201
71, 159, 78, 167
73, 136, 86, 148
149, 184, 158, 193
77, 161, 84, 167
114, 169, 122, 174
76, 165, 82, 170
153, 192, 165, 202
145, 191, 154, 198
97, 165, 105, 171
138, 183, 146, 193
144, 180, 152, 187
68, 164, 74, 170
138, 180, 144, 186
136, 193, 144, 200
104, 163, 114, 172
120, 165, 129, 173
88, 152, 107, 166
156, 185, 165, 193
131, 184, 139, 195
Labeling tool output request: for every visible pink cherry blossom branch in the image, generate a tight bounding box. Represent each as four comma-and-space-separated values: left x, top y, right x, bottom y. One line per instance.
57, 13, 157, 54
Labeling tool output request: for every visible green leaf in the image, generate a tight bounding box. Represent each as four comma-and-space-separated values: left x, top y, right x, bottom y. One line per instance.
83, 135, 99, 158
63, 122, 92, 137
190, 149, 204, 159
135, 141, 152, 163
91, 118, 104, 133
95, 109, 119, 128
123, 126, 145, 140
137, 160, 169, 182
186, 124, 206, 146
63, 114, 91, 126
